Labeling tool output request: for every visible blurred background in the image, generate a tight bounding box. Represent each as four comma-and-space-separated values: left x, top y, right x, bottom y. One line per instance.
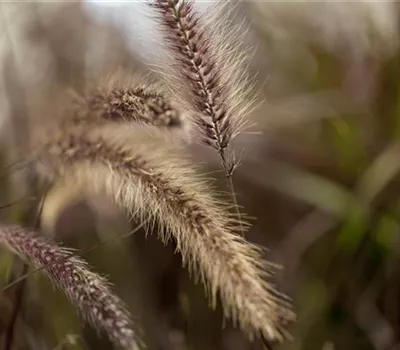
1, 1, 400, 349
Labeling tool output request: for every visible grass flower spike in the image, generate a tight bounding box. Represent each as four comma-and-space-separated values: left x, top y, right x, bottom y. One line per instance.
150, 0, 255, 175
0, 225, 141, 349
36, 127, 295, 342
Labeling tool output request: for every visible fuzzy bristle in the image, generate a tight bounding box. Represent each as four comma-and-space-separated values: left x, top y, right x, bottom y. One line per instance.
36, 128, 295, 342
0, 225, 141, 349
67, 84, 185, 129
150, 0, 255, 173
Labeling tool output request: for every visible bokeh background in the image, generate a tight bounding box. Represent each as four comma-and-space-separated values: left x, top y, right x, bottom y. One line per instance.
0, 1, 400, 349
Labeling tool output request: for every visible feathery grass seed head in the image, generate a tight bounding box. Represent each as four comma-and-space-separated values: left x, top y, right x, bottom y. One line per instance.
36, 127, 295, 342
150, 0, 256, 172
0, 225, 141, 349
70, 85, 184, 129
